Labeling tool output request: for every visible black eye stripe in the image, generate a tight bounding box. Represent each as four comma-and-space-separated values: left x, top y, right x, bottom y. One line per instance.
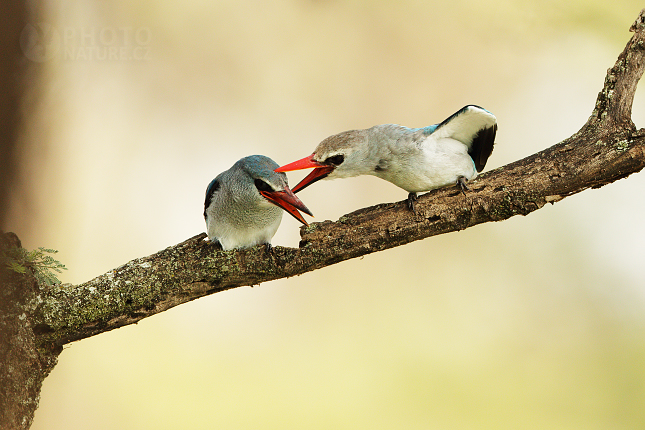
254, 179, 273, 192
325, 154, 344, 166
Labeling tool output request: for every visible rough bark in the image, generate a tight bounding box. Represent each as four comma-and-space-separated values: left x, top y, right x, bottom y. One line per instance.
1, 234, 61, 430
1, 9, 644, 430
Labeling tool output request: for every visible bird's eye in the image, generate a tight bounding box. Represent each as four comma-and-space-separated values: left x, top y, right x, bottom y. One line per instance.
254, 179, 273, 193
325, 154, 344, 166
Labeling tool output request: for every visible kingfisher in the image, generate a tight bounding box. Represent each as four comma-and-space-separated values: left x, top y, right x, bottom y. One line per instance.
276, 105, 497, 211
204, 155, 312, 250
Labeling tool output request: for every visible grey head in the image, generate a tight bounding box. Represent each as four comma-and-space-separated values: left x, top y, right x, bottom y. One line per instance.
273, 130, 373, 193
204, 155, 312, 229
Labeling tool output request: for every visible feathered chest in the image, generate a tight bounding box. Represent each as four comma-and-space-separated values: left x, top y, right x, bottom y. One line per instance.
370, 136, 477, 193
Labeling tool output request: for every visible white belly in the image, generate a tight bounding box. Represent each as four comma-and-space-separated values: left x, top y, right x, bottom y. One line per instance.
206, 206, 282, 250
375, 138, 477, 193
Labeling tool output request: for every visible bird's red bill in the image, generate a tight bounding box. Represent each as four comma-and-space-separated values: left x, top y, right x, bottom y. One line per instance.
275, 154, 324, 172
291, 167, 334, 193
260, 188, 313, 226
275, 154, 335, 193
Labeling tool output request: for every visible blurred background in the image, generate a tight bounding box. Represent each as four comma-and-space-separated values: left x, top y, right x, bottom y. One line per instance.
7, 0, 645, 428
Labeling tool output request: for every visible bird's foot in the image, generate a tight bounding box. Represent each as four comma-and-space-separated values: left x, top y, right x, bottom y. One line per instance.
457, 176, 471, 195
208, 238, 223, 250
406, 192, 418, 213
264, 242, 274, 255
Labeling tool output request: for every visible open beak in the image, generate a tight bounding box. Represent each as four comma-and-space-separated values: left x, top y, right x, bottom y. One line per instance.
260, 187, 313, 226
275, 154, 335, 193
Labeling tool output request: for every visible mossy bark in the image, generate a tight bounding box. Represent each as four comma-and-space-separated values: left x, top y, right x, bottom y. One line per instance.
1, 233, 61, 430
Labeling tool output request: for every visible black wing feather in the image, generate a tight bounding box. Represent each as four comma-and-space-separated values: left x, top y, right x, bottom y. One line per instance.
204, 178, 221, 219
469, 123, 497, 172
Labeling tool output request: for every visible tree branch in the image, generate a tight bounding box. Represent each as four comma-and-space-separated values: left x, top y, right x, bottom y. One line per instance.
2, 10, 643, 430
31, 9, 645, 350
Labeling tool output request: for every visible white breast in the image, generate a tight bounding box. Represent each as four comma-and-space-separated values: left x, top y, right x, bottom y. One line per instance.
208, 215, 281, 250
205, 197, 283, 250
373, 137, 477, 193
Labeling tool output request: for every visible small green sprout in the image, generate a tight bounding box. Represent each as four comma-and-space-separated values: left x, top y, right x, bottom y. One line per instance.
3, 247, 67, 285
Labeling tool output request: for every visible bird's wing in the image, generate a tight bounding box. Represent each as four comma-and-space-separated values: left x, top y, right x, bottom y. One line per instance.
430, 105, 497, 171
204, 177, 221, 218
370, 124, 429, 149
